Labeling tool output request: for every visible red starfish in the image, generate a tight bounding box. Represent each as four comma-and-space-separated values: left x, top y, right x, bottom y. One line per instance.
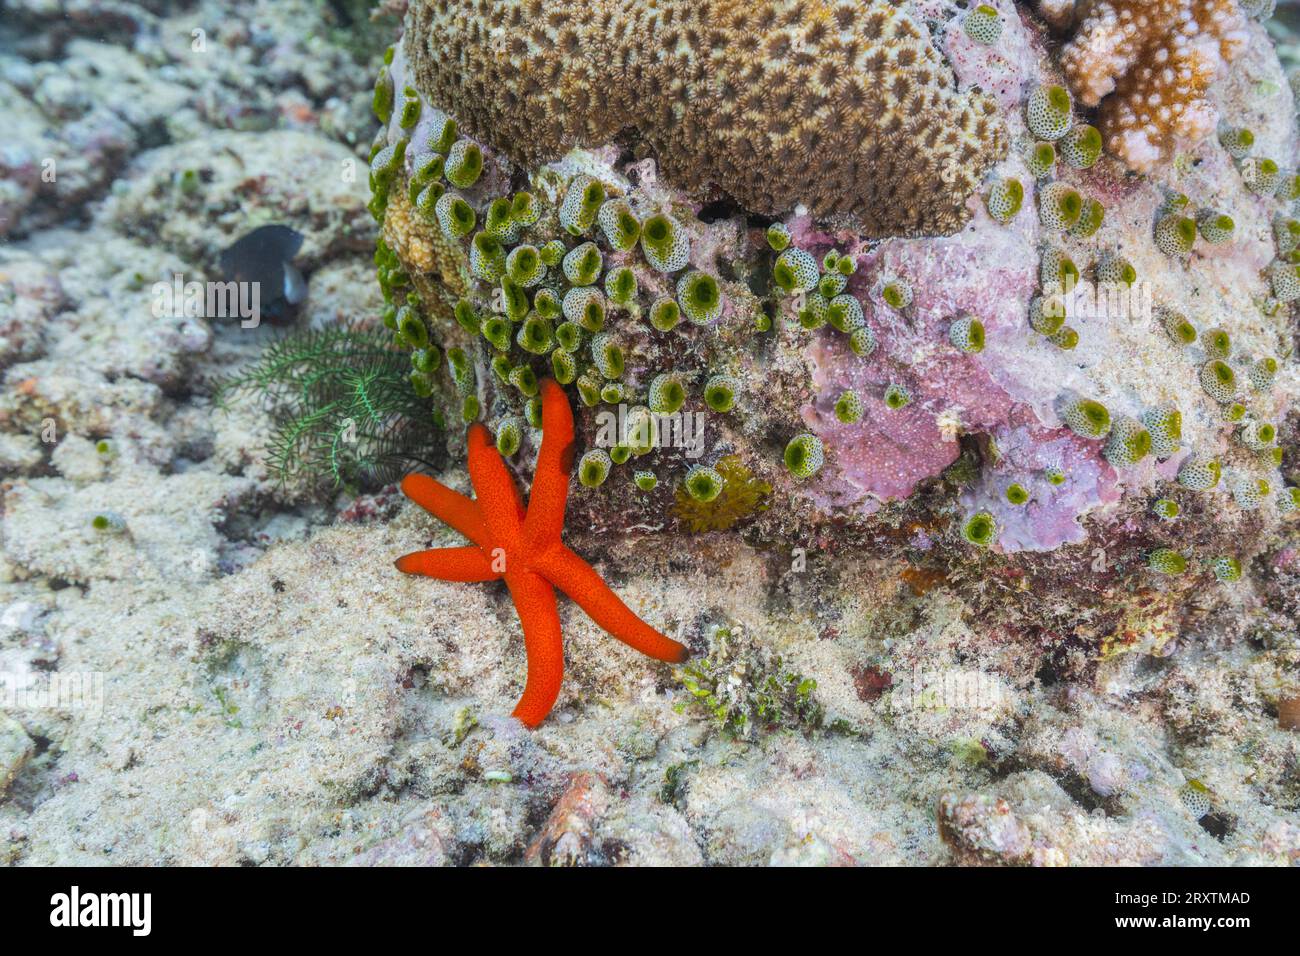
395, 378, 690, 727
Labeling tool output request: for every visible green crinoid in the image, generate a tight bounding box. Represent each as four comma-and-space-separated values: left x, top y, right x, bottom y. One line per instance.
215, 326, 440, 494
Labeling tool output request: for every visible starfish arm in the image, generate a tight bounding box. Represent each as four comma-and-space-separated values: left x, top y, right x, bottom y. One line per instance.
535, 545, 690, 663
523, 378, 576, 550
504, 569, 565, 728
394, 545, 500, 582
466, 423, 525, 544
400, 474, 489, 548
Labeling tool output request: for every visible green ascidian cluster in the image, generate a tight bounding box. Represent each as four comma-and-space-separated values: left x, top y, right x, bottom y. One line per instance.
367, 73, 819, 500
1030, 246, 1086, 350
1020, 85, 1107, 256
1150, 188, 1250, 265
771, 240, 876, 369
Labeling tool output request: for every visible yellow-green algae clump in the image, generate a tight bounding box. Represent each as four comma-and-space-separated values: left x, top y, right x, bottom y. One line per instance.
672, 455, 772, 533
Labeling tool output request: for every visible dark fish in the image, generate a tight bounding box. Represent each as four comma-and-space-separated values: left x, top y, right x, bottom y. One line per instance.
218, 224, 307, 325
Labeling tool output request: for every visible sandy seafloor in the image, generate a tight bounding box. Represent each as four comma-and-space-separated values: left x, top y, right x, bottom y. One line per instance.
0, 0, 1298, 866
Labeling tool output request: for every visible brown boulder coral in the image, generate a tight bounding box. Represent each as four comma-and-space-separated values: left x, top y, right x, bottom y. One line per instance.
405, 0, 1007, 237
1060, 0, 1249, 171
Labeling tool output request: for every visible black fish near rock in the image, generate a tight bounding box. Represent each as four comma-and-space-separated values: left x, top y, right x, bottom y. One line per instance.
218, 224, 308, 326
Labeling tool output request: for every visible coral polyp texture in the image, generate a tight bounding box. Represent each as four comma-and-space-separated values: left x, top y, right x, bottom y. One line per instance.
405, 0, 1008, 236
1060, 0, 1248, 171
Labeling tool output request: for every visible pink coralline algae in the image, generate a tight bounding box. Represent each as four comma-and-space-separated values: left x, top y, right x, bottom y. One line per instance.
959, 419, 1121, 552
795, 182, 1193, 551
938, 0, 1038, 111
802, 215, 1032, 511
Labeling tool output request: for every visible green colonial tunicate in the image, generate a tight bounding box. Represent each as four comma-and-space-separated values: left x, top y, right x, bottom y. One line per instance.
563, 286, 606, 332
445, 139, 483, 188
539, 239, 566, 267
1152, 498, 1180, 520
550, 347, 577, 384
703, 375, 738, 413
963, 4, 1002, 44
560, 176, 606, 235
509, 364, 539, 397
772, 249, 818, 293
590, 332, 624, 379
949, 315, 985, 353
1147, 548, 1187, 575
649, 298, 681, 332
562, 242, 603, 286
834, 390, 863, 424
684, 465, 724, 503
499, 276, 530, 322
506, 244, 545, 287
435, 193, 476, 239
1102, 417, 1151, 467
496, 417, 523, 457
447, 347, 474, 394
766, 222, 791, 252
1058, 396, 1111, 439
485, 198, 521, 242
640, 213, 690, 272
555, 321, 583, 352
516, 314, 553, 354
883, 384, 911, 410
1059, 124, 1102, 168
481, 315, 512, 351
648, 373, 686, 414
373, 69, 394, 123
985, 178, 1023, 224
1026, 84, 1073, 141
399, 93, 422, 130
677, 271, 722, 324
534, 288, 562, 320
783, 433, 824, 480
578, 450, 611, 488
397, 307, 429, 349
598, 199, 641, 251
1199, 360, 1236, 403
605, 266, 638, 306
962, 511, 996, 548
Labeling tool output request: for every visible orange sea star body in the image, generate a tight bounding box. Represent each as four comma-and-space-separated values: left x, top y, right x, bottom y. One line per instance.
395, 378, 689, 727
